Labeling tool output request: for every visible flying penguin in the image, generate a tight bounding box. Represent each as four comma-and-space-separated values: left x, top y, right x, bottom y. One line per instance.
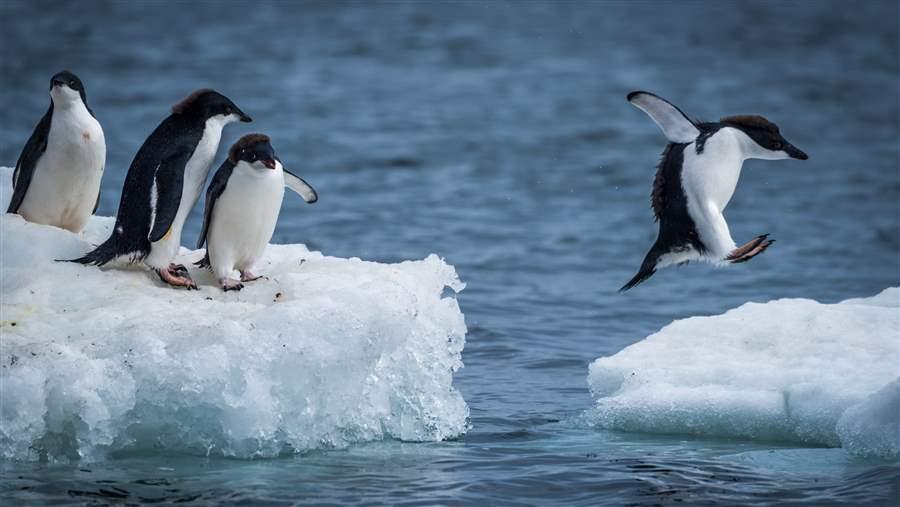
620, 91, 808, 291
7, 70, 105, 233
195, 134, 318, 291
67, 89, 251, 289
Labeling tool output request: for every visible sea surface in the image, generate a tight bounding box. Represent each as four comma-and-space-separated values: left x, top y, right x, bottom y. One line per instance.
1, 0, 899, 505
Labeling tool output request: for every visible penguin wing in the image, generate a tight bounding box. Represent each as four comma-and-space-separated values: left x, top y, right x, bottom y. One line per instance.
7, 106, 52, 213
196, 161, 234, 249
92, 160, 104, 214
284, 169, 318, 203
92, 187, 102, 214
147, 149, 192, 243
627, 91, 700, 144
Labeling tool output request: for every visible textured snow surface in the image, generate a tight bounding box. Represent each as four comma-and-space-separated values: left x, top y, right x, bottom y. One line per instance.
0, 168, 468, 461
588, 288, 900, 458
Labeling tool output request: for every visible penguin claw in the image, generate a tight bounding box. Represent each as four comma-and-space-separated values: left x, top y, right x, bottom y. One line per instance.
221, 279, 244, 292
725, 234, 769, 262
240, 271, 265, 283
168, 263, 190, 278
728, 236, 775, 264
157, 266, 197, 290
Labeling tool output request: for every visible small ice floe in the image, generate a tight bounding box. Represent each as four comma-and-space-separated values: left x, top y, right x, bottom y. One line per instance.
587, 288, 899, 458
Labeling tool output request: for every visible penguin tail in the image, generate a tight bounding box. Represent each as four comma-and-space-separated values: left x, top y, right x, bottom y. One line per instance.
59, 234, 124, 266
619, 265, 656, 292
619, 247, 661, 292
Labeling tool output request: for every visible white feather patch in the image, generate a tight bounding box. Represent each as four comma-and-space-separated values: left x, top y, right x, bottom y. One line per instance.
628, 92, 700, 144
148, 170, 159, 231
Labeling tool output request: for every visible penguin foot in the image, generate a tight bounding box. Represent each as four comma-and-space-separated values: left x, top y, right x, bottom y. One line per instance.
221, 279, 244, 292
157, 264, 198, 290
169, 263, 190, 277
726, 235, 775, 264
240, 271, 265, 283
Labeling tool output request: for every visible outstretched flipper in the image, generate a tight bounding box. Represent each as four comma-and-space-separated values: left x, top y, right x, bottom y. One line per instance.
284, 169, 318, 203
726, 235, 775, 264
627, 91, 700, 144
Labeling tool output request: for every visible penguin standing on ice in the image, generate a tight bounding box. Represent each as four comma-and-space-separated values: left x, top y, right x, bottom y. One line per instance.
7, 70, 105, 233
68, 89, 251, 289
195, 134, 317, 291
620, 91, 808, 291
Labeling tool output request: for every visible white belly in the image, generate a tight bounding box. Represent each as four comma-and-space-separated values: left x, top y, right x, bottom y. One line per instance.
681, 128, 746, 259
207, 163, 284, 279
681, 128, 745, 212
144, 117, 226, 269
17, 104, 105, 233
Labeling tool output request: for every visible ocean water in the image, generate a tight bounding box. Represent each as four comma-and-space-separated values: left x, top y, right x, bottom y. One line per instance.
1, 0, 899, 505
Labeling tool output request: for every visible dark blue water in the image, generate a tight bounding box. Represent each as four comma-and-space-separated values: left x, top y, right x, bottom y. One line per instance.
2, 0, 899, 504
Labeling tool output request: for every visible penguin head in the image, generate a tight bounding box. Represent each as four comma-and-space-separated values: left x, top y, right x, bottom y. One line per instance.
721, 115, 808, 161
229, 134, 280, 171
171, 89, 252, 124
49, 70, 88, 106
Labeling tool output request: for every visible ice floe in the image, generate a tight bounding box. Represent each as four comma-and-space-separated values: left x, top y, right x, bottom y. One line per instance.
0, 167, 468, 461
588, 288, 899, 458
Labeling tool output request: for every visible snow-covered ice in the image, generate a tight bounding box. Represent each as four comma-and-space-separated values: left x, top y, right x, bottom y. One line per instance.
588, 288, 900, 458
0, 167, 468, 461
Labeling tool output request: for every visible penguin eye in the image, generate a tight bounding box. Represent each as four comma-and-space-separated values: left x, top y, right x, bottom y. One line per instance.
69, 80, 76, 87
772, 141, 783, 150
225, 106, 233, 114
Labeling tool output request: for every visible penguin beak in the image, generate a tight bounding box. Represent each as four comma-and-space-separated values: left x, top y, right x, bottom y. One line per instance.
51, 78, 65, 88
784, 143, 808, 160
262, 159, 277, 170
238, 111, 252, 123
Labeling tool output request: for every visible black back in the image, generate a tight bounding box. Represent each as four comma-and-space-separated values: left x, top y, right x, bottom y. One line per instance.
621, 142, 707, 291
67, 89, 250, 266
66, 113, 206, 266
650, 143, 706, 254
112, 114, 206, 254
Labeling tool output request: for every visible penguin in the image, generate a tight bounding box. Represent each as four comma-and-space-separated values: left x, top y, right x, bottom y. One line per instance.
620, 91, 808, 291
195, 134, 317, 291
68, 89, 251, 289
7, 70, 105, 233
